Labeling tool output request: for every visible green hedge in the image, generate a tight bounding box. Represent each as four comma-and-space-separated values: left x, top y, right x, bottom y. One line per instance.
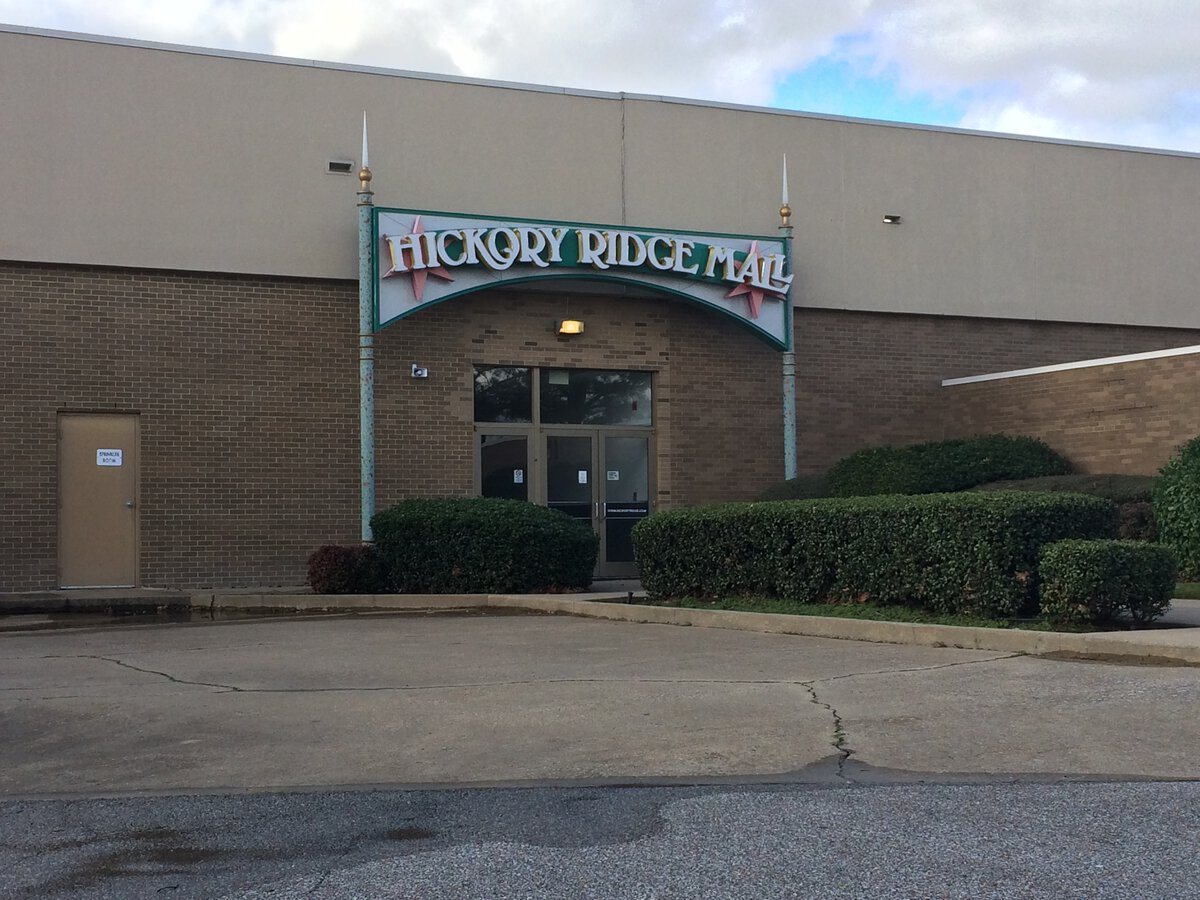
1039, 540, 1176, 627
973, 473, 1155, 503
827, 434, 1071, 497
307, 544, 390, 594
1153, 436, 1200, 580
633, 492, 1116, 619
755, 474, 830, 502
371, 498, 598, 593
973, 473, 1158, 541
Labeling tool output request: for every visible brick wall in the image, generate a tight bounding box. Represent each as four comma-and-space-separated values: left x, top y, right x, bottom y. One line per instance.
794, 309, 1200, 474
0, 262, 360, 591
941, 351, 1200, 474
0, 263, 780, 590
6, 259, 1199, 590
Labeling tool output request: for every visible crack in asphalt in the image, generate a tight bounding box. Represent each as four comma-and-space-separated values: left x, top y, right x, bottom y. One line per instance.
808, 653, 1019, 686
305, 841, 356, 897
56, 656, 243, 693
798, 681, 852, 779
38, 653, 1020, 700
797, 654, 1018, 780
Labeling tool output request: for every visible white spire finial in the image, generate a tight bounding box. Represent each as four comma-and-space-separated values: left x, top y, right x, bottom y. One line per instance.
781, 153, 789, 207
361, 111, 369, 169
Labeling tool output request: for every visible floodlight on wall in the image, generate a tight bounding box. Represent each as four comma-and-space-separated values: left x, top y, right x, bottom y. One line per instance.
557, 319, 585, 336
882, 214, 902, 225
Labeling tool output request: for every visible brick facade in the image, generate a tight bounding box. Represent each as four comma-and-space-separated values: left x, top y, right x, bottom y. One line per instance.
794, 310, 1200, 474
1, 263, 359, 591
941, 351, 1200, 474
5, 260, 1199, 590
0, 262, 780, 590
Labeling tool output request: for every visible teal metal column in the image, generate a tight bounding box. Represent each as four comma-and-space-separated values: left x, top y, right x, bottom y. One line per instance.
779, 157, 797, 480
357, 117, 376, 542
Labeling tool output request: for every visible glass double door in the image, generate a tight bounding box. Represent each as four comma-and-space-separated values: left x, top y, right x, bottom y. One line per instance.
478, 428, 651, 578
546, 432, 650, 578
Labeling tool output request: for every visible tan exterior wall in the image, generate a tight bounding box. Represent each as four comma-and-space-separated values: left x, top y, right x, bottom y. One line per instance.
795, 311, 1200, 474
941, 353, 1200, 474
8, 258, 1200, 590
4, 26, 1200, 329
1, 263, 359, 591
0, 262, 781, 591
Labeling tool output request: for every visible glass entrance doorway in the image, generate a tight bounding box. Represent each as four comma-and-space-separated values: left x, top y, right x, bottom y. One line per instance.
475, 365, 654, 579
546, 433, 650, 578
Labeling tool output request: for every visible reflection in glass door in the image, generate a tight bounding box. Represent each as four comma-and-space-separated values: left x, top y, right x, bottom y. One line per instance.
602, 436, 649, 566
543, 431, 650, 577
475, 365, 653, 579
546, 435, 594, 526
479, 434, 528, 501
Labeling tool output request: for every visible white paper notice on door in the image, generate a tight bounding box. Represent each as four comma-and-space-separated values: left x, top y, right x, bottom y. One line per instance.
96, 449, 123, 467
607, 470, 620, 481
513, 469, 524, 484
577, 470, 588, 484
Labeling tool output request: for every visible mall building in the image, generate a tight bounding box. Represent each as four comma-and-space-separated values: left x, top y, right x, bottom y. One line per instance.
3, 24, 1200, 591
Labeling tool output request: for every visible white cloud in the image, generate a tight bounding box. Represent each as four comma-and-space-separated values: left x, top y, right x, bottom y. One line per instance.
0, 0, 866, 103
855, 0, 1200, 149
2, 0, 1198, 151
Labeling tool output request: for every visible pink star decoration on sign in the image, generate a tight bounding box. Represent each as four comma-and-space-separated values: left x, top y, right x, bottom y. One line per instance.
383, 216, 454, 302
724, 240, 785, 318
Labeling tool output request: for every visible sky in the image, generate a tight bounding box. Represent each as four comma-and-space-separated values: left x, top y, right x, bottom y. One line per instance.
2, 0, 1198, 153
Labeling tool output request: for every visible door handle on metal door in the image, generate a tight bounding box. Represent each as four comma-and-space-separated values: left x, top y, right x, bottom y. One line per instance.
125, 500, 136, 508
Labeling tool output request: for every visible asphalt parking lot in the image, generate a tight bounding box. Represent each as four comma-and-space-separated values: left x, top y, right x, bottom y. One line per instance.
2, 610, 1197, 796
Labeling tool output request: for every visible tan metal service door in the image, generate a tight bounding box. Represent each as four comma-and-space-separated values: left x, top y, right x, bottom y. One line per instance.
58, 413, 139, 588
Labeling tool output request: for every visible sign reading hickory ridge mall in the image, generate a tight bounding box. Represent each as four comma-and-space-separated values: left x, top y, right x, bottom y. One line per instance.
373, 209, 793, 348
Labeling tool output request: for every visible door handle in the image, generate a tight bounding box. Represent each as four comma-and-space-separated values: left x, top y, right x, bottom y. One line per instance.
125, 500, 136, 508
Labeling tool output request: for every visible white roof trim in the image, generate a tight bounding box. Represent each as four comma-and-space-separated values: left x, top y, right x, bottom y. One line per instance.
942, 344, 1200, 386
3, 22, 1200, 161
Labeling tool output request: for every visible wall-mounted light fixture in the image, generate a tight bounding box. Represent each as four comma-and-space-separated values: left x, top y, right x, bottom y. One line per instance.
882, 214, 902, 225
557, 319, 585, 336
411, 364, 429, 378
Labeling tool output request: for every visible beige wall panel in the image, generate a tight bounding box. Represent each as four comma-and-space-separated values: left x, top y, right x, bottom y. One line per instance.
621, 92, 1200, 329
621, 99, 850, 311
4, 28, 1200, 328
0, 31, 624, 279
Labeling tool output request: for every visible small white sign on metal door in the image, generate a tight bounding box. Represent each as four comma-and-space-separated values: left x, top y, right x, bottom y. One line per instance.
513, 469, 524, 484
96, 449, 123, 467
577, 470, 588, 484
607, 470, 620, 481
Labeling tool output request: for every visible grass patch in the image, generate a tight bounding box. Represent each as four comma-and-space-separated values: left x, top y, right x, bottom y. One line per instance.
651, 596, 1009, 629
1175, 583, 1200, 600
647, 596, 1119, 633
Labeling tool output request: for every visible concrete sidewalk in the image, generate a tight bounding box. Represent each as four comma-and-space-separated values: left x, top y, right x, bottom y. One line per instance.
2, 613, 1199, 796
3, 585, 1199, 665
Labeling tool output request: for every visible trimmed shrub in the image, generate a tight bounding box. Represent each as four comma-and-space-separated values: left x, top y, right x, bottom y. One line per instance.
1118, 501, 1157, 542
973, 473, 1158, 541
1153, 436, 1200, 580
973, 473, 1155, 503
307, 544, 390, 594
756, 474, 830, 502
1039, 540, 1176, 627
633, 491, 1116, 619
371, 498, 598, 593
827, 434, 1071, 497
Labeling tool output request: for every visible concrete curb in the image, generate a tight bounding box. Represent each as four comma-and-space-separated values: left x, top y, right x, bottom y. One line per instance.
195, 591, 1200, 666
3, 588, 1196, 665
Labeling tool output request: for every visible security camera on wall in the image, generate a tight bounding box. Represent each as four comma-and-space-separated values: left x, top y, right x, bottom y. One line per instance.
411, 365, 429, 379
